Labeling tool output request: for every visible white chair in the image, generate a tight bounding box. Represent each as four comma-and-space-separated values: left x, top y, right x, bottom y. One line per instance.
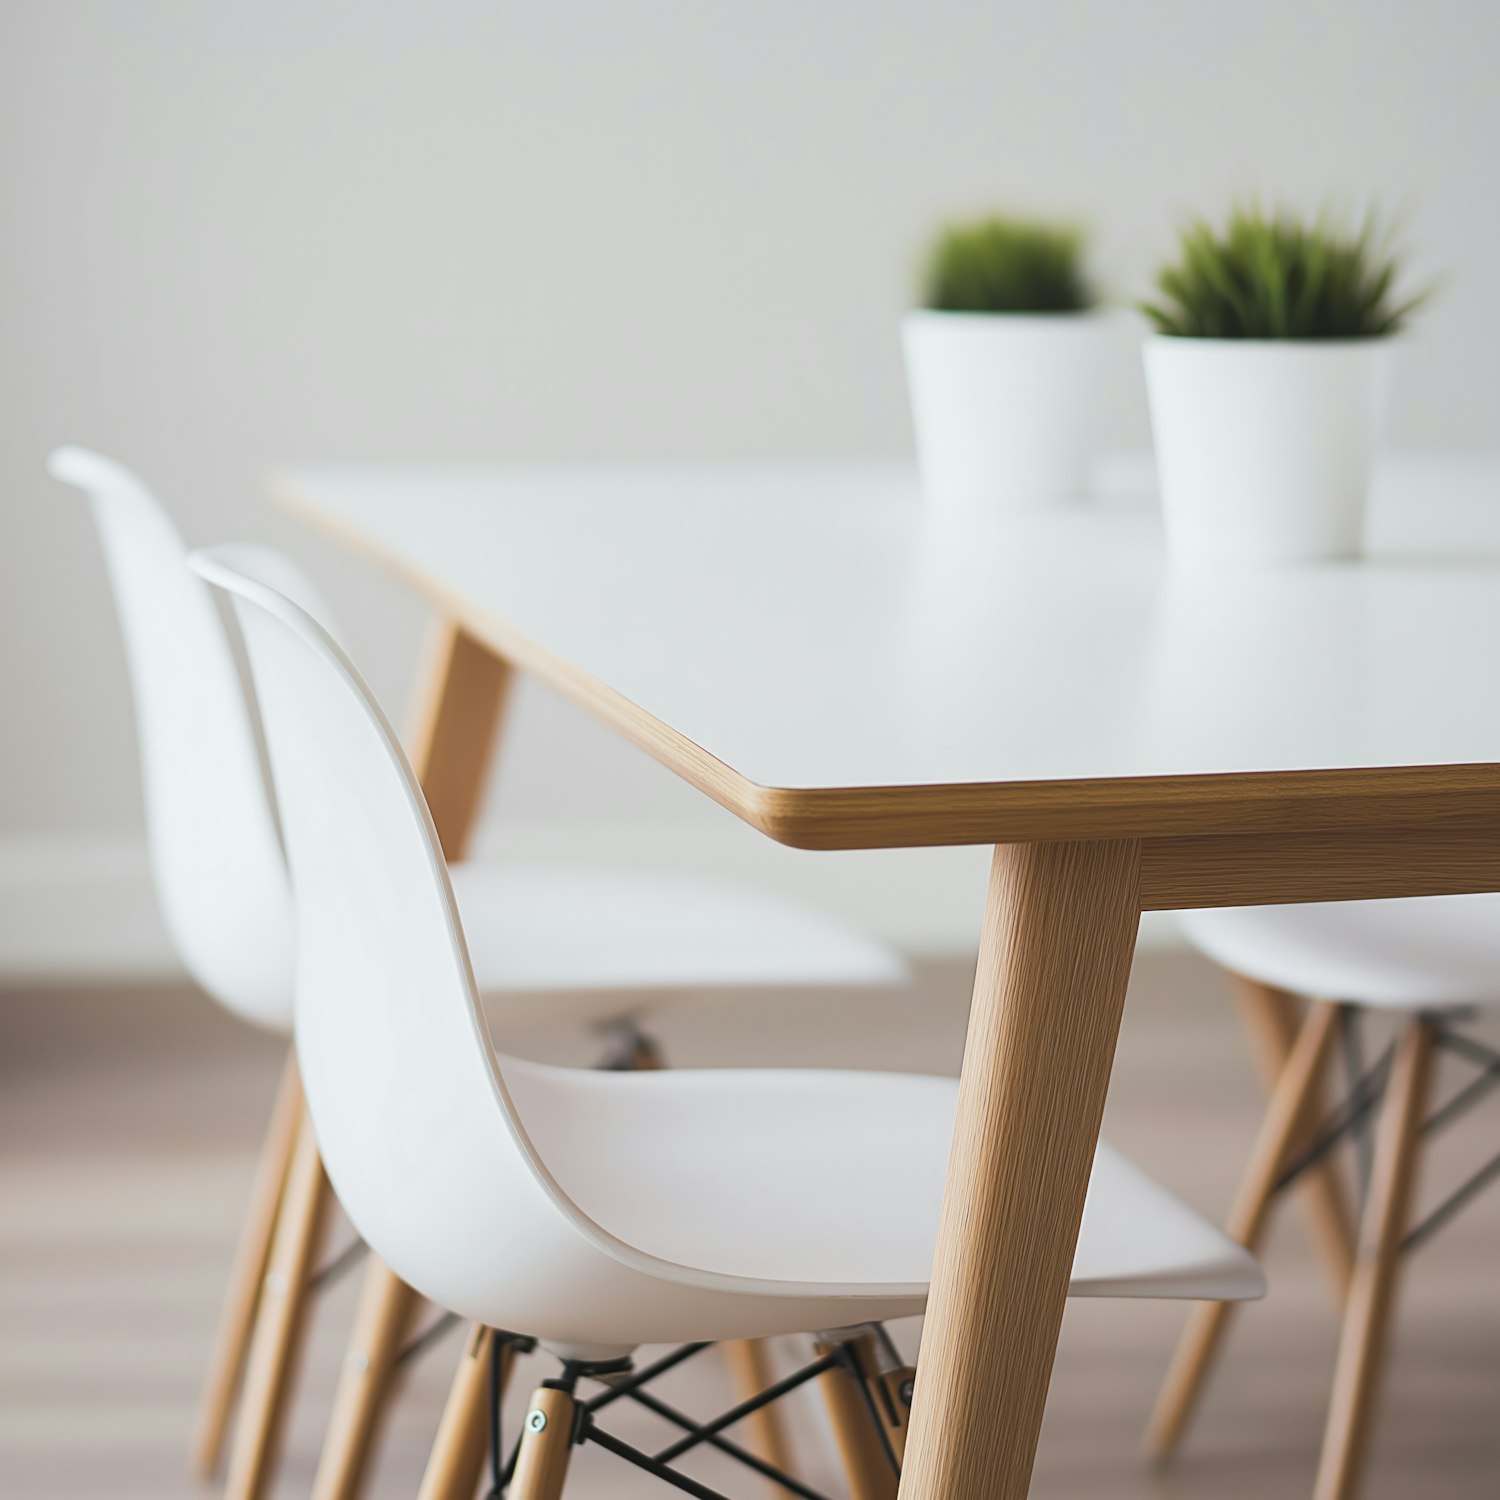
1146, 896, 1500, 1500
193, 546, 1264, 1500
49, 448, 907, 1500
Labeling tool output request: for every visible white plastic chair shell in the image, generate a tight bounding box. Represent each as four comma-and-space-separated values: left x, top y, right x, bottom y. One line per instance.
194, 548, 1264, 1352
51, 448, 907, 1044
1179, 895, 1500, 1011
49, 448, 294, 1029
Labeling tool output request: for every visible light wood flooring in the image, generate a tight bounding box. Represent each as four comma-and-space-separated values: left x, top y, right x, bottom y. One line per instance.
2, 952, 1497, 1497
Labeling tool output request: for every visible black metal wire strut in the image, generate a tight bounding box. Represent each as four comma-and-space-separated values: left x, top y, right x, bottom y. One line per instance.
487, 1338, 863, 1499
652, 1348, 844, 1467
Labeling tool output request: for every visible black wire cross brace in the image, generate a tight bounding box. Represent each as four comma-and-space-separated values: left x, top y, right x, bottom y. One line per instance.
488, 1336, 900, 1500
1271, 1014, 1500, 1262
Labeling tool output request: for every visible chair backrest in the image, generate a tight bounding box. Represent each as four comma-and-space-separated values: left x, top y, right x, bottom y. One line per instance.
189, 547, 635, 1321
50, 449, 334, 1031
196, 547, 832, 1336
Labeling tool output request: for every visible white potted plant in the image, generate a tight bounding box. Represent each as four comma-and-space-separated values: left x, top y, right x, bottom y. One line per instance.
1141, 204, 1430, 566
903, 213, 1109, 517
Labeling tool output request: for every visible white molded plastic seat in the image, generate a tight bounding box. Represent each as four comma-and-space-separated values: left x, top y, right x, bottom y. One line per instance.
1179, 894, 1500, 1012
509, 1062, 1264, 1303
48, 445, 904, 1040
195, 548, 1264, 1352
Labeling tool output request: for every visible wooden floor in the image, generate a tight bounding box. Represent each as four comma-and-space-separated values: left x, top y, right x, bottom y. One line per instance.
2, 952, 1497, 1498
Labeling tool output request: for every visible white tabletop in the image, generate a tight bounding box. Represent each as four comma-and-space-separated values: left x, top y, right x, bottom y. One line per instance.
278, 453, 1500, 841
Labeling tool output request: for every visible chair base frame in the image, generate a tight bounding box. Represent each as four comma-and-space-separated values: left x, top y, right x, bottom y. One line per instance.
1148, 1007, 1500, 1485
485, 1329, 911, 1500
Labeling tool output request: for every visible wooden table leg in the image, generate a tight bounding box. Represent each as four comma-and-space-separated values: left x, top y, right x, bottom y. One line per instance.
899, 840, 1142, 1500
405, 620, 515, 861
1231, 975, 1355, 1302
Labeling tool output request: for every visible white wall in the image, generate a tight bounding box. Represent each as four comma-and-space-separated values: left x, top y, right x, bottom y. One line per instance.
2, 1, 1496, 969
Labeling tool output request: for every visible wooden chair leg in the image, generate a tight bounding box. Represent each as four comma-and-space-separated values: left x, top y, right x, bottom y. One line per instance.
223, 1107, 333, 1500
815, 1337, 900, 1500
309, 1257, 422, 1500
418, 1326, 515, 1500
1232, 976, 1356, 1303
191, 1051, 303, 1478
1313, 1019, 1434, 1500
1144, 1000, 1344, 1460
721, 1339, 795, 1485
509, 1385, 576, 1500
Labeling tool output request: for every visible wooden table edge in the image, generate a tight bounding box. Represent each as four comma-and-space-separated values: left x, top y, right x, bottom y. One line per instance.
274, 479, 1500, 884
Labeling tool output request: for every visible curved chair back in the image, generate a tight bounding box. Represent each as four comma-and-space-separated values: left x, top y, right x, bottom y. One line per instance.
49, 450, 333, 1031
191, 549, 777, 1342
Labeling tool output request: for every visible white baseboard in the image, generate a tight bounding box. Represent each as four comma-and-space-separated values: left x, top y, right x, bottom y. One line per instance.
0, 828, 1184, 983
0, 836, 177, 982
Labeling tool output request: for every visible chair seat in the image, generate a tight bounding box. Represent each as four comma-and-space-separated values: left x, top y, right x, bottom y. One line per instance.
1179, 894, 1500, 1011
506, 1060, 1265, 1320
453, 863, 907, 1031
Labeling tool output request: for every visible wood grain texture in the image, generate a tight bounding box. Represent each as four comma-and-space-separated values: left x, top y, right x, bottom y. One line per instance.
417, 1326, 512, 1500
403, 619, 514, 861
898, 840, 1143, 1500
308, 1259, 420, 1500
1230, 978, 1354, 1303
1140, 823, 1500, 909
1314, 1021, 1435, 1500
508, 1386, 576, 1500
223, 1109, 332, 1500
274, 480, 1500, 852
1143, 1001, 1343, 1460
190, 1051, 303, 1478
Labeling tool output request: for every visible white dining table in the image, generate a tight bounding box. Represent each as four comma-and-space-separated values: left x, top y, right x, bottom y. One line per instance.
277, 452, 1500, 1500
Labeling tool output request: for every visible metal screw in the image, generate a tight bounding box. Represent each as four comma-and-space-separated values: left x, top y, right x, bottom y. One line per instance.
898, 1378, 915, 1406
526, 1409, 548, 1433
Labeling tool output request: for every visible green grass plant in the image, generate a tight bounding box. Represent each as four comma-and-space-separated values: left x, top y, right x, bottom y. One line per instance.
920, 213, 1092, 314
1141, 202, 1429, 339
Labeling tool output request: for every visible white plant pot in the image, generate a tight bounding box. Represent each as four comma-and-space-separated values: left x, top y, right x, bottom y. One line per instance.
903, 310, 1109, 516
1144, 336, 1394, 566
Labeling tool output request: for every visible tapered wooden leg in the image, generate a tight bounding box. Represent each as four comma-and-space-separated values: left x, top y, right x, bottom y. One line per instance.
1232, 975, 1355, 1302
899, 839, 1143, 1500
404, 620, 514, 862
816, 1336, 900, 1500
309, 1259, 421, 1500
1144, 1000, 1344, 1459
722, 1339, 795, 1486
191, 1052, 303, 1477
418, 1327, 515, 1500
223, 1108, 332, 1500
1313, 1020, 1434, 1500
509, 1386, 576, 1500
